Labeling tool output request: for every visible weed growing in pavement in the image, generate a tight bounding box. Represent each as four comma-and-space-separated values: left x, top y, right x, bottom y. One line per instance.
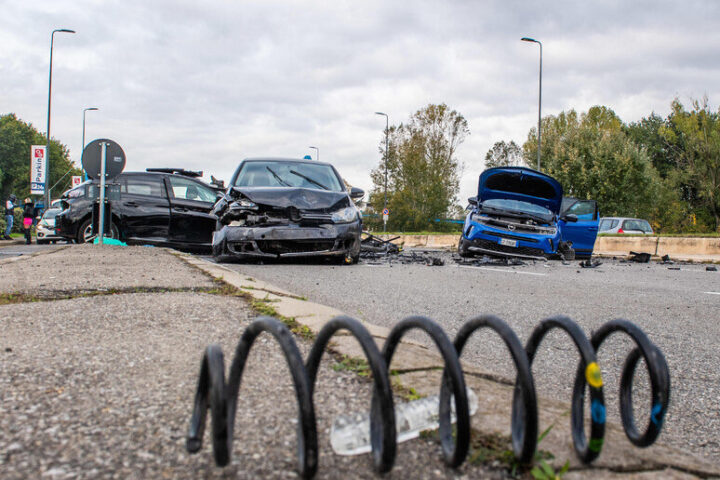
332, 355, 370, 377
0, 293, 42, 305
530, 459, 570, 480
250, 297, 315, 340
389, 371, 427, 401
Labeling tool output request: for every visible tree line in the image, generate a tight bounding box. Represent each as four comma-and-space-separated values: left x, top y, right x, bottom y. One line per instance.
0, 113, 80, 204
367, 99, 720, 233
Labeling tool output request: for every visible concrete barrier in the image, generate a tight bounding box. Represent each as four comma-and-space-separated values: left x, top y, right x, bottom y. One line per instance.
375, 233, 720, 260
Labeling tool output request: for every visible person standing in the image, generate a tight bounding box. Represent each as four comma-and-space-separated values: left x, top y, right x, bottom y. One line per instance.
22, 197, 35, 244
4, 194, 17, 240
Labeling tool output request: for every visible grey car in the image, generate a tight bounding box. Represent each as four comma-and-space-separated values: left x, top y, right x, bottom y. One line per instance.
598, 217, 654, 234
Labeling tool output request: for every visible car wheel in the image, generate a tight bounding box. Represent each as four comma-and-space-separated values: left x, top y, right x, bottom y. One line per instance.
37, 239, 48, 245
458, 237, 472, 257
77, 219, 119, 244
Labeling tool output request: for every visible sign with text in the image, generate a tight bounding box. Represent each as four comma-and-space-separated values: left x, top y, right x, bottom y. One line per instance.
71, 176, 83, 188
30, 145, 47, 194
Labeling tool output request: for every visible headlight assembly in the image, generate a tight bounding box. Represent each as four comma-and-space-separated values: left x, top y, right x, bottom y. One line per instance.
331, 206, 358, 224
230, 199, 258, 211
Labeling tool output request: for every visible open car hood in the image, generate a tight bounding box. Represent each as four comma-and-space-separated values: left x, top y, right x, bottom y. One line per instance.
477, 167, 563, 214
231, 186, 350, 211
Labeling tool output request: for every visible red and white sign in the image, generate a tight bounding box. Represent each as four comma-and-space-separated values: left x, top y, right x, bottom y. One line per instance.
71, 176, 83, 188
30, 145, 47, 195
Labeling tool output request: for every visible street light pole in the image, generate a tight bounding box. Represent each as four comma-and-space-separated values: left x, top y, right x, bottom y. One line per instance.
308, 146, 319, 162
82, 107, 99, 180
374, 112, 389, 232
45, 28, 75, 208
521, 37, 542, 171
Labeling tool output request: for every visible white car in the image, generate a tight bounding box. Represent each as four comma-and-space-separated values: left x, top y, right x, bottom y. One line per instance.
36, 208, 67, 244
598, 217, 653, 234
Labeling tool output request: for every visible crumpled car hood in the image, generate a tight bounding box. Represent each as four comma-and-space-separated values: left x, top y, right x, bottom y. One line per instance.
478, 167, 563, 214
231, 187, 350, 211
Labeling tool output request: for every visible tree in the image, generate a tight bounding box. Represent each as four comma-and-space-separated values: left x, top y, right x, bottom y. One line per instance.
368, 104, 468, 231
522, 106, 661, 220
484, 140, 525, 168
660, 98, 720, 231
0, 113, 80, 203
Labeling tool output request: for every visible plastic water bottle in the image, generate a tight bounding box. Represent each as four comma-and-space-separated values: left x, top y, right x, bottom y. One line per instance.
330, 387, 479, 455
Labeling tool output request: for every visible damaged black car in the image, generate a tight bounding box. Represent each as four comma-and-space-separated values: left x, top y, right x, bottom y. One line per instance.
212, 158, 364, 263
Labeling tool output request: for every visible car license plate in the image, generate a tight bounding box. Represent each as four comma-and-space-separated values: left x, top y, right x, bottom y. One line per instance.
499, 238, 517, 248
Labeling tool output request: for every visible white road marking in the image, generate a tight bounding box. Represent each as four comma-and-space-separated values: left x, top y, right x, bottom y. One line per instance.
704, 291, 720, 295
457, 265, 547, 276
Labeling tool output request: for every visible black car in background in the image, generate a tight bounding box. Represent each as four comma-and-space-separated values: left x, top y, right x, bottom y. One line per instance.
212, 158, 364, 262
55, 169, 219, 251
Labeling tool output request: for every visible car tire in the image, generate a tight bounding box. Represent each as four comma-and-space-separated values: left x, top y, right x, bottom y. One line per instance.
458, 237, 472, 258
37, 239, 48, 245
77, 219, 119, 244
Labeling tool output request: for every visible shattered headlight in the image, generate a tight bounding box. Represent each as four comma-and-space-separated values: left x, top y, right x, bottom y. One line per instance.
331, 206, 358, 224
534, 226, 557, 235
470, 213, 485, 223
230, 198, 258, 211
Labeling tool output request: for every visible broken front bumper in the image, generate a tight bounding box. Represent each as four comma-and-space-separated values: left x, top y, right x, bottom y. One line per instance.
212, 222, 362, 259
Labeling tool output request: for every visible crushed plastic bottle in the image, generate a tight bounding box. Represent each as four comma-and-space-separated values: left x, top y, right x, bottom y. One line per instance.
330, 387, 479, 455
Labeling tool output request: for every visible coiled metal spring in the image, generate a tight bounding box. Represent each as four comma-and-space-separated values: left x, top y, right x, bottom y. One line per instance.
186, 314, 670, 478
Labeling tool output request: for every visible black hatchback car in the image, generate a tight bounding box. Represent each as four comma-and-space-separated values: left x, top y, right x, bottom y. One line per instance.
211, 158, 364, 262
55, 169, 220, 251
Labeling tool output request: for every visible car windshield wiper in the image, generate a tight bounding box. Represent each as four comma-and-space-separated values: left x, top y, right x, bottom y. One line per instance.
289, 170, 328, 190
266, 167, 291, 187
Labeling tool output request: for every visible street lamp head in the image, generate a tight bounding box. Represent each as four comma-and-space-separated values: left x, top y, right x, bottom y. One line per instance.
55, 29, 76, 34
521, 37, 538, 43
85, 107, 99, 112
375, 111, 386, 116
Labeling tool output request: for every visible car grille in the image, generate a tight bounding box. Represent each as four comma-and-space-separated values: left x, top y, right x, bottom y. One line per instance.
256, 240, 335, 254
471, 238, 546, 257
483, 231, 540, 243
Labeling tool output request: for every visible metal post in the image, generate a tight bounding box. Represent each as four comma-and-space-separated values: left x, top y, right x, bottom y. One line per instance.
308, 146, 319, 162
98, 142, 107, 245
45, 28, 75, 209
521, 37, 542, 171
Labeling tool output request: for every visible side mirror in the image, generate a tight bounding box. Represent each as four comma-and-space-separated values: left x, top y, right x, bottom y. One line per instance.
468, 196, 478, 206
561, 214, 578, 223
349, 187, 365, 200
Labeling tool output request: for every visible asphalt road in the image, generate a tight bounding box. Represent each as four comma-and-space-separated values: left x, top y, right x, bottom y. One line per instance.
206, 250, 720, 465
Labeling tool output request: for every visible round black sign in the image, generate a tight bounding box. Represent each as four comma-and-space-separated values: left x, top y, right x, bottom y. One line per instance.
82, 138, 126, 180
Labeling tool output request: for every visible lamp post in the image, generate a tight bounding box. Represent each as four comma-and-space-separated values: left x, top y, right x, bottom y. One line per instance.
374, 111, 389, 231
82, 107, 99, 179
45, 28, 75, 208
521, 36, 542, 171
308, 146, 319, 161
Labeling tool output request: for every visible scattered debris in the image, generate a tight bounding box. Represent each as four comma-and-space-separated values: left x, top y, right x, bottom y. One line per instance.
659, 254, 674, 264
707, 266, 718, 272
359, 232, 402, 255
579, 259, 603, 268
628, 251, 651, 263
454, 255, 526, 267
668, 266, 681, 271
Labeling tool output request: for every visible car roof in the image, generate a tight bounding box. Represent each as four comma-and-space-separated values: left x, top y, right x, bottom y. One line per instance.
241, 157, 334, 168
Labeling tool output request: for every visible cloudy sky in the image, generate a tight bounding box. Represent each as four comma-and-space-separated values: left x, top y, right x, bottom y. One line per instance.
2, 1, 719, 202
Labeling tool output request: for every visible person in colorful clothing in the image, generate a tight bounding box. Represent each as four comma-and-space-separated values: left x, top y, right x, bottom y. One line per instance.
22, 197, 35, 244
4, 194, 17, 240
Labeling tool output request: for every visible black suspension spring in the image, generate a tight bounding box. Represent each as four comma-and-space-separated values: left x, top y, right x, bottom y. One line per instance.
186, 314, 670, 478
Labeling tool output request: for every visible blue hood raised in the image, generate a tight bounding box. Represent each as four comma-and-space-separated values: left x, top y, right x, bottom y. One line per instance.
477, 167, 563, 214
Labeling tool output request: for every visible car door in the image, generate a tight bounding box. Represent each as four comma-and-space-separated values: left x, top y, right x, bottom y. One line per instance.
166, 176, 217, 245
117, 174, 170, 242
559, 199, 599, 257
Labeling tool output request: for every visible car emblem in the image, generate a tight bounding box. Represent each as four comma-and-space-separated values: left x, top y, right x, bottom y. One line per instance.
507, 224, 515, 231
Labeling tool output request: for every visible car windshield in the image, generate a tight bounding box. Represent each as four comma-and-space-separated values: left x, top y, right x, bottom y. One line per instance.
482, 199, 552, 217
233, 161, 344, 192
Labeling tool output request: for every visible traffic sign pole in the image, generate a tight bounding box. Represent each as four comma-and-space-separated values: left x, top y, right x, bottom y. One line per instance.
98, 142, 107, 245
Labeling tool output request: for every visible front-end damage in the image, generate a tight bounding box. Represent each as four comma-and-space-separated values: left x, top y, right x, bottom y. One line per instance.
211, 187, 362, 261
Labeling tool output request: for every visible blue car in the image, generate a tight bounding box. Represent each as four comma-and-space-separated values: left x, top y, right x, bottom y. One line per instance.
459, 167, 597, 260
559, 197, 600, 258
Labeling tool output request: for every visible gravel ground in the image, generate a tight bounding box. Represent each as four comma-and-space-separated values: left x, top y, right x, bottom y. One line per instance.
215, 251, 720, 466
0, 244, 215, 294
0, 280, 505, 478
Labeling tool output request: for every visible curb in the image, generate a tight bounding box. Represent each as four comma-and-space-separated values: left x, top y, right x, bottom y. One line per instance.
175, 253, 720, 478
